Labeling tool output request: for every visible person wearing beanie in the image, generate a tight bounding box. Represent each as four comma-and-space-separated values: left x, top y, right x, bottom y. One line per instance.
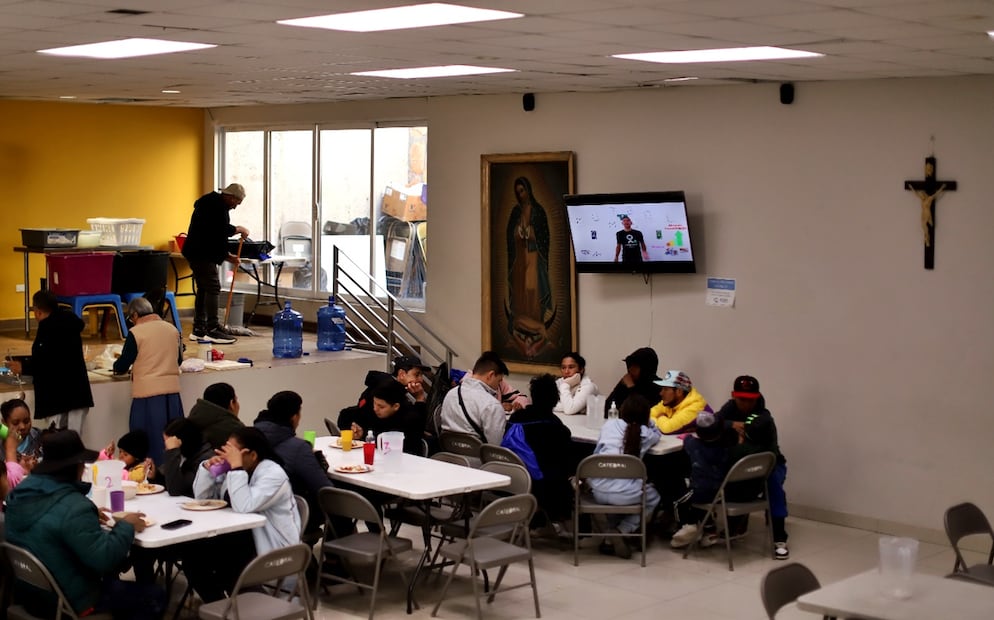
716, 375, 791, 559
188, 382, 244, 449
669, 411, 733, 549
100, 429, 153, 482
113, 296, 185, 465
182, 182, 250, 345
253, 390, 336, 538
602, 347, 661, 417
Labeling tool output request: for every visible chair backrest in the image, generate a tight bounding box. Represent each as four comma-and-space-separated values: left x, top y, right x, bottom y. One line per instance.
324, 418, 341, 437
470, 494, 537, 536
280, 221, 312, 256
439, 432, 483, 458
480, 461, 532, 495
944, 502, 994, 571
294, 494, 309, 539
576, 454, 647, 481
760, 562, 821, 619
480, 444, 526, 469
432, 451, 471, 467
723, 451, 777, 485
318, 487, 382, 535
1, 542, 76, 618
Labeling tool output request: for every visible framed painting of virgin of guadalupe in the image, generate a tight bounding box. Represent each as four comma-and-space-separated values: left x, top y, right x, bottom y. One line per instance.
481, 151, 577, 374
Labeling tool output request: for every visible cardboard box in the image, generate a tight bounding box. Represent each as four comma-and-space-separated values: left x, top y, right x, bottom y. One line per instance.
381, 186, 427, 222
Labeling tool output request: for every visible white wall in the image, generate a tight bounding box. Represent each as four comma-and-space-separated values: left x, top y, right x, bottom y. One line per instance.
210, 75, 994, 532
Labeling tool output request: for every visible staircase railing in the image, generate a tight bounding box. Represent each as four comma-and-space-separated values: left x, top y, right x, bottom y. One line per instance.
331, 246, 455, 372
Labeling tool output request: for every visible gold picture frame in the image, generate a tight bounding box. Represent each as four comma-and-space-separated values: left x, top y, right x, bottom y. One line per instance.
481, 151, 577, 374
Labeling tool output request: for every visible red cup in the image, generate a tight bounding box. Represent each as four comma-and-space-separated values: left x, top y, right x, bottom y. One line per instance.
363, 442, 375, 466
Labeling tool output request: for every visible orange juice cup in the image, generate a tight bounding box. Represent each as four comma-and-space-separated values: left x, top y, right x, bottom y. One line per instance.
340, 429, 353, 451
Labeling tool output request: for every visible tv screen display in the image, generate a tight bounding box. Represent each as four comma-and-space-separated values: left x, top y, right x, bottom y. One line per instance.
564, 191, 696, 273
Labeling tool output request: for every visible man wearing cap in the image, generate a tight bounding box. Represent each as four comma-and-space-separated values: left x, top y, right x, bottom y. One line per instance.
651, 369, 713, 434
182, 183, 250, 345
603, 347, 661, 417
340, 354, 430, 433
717, 375, 791, 559
5, 430, 164, 618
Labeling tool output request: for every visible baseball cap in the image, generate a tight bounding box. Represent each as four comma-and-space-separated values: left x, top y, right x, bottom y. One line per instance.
732, 375, 761, 399
221, 183, 246, 200
393, 355, 430, 373
654, 369, 692, 392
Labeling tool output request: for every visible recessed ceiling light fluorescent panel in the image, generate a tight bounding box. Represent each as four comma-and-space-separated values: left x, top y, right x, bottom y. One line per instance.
614, 46, 823, 64
353, 65, 515, 79
278, 3, 522, 32
38, 38, 215, 59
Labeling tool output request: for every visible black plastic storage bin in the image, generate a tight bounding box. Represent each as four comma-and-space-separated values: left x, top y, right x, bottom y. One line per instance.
111, 250, 169, 295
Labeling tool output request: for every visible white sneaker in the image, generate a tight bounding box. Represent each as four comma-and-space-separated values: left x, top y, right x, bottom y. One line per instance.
699, 532, 722, 548
774, 542, 790, 560
669, 524, 699, 548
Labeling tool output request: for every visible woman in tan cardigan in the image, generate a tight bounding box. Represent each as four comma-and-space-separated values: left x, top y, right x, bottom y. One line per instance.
113, 297, 185, 464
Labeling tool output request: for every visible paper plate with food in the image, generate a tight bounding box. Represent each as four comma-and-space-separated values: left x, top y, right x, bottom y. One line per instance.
334, 464, 373, 474
181, 499, 228, 511
136, 482, 166, 495
329, 438, 364, 450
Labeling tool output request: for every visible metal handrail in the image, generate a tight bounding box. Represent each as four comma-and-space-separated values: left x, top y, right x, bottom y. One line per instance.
332, 246, 455, 371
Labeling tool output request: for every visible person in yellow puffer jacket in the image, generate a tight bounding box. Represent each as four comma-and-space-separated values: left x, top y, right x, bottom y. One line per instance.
650, 370, 713, 434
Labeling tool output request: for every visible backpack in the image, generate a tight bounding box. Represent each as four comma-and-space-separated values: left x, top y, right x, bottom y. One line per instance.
501, 422, 545, 480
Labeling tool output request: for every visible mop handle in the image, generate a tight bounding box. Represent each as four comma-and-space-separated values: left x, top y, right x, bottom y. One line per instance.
223, 237, 244, 327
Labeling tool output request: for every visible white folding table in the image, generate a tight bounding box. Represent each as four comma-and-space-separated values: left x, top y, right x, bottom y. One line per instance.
315, 435, 510, 613
797, 569, 994, 620
123, 491, 266, 548
556, 413, 685, 455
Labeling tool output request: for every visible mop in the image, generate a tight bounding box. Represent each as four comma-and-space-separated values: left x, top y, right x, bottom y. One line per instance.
222, 238, 259, 336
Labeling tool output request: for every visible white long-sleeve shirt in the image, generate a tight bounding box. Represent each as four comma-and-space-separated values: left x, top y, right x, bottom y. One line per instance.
553, 375, 599, 415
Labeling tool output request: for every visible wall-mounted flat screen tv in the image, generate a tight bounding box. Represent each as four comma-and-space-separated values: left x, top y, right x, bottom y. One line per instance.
564, 191, 696, 273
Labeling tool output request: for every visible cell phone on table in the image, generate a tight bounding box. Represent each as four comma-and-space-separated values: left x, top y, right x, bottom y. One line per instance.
161, 519, 193, 530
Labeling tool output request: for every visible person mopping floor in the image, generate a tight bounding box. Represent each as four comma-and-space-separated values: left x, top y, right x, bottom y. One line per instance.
220, 239, 258, 337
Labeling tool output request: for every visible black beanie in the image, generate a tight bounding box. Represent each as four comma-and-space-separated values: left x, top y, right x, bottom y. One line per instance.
117, 430, 149, 462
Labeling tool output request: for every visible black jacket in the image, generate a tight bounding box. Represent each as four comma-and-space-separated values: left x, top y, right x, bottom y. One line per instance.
182, 191, 236, 265
159, 442, 214, 497
339, 399, 426, 456
22, 308, 93, 419
188, 398, 244, 449
506, 405, 573, 482
603, 347, 661, 416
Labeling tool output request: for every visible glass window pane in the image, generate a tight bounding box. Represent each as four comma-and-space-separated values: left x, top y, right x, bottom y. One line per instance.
221, 131, 264, 247
270, 130, 314, 291
372, 126, 427, 303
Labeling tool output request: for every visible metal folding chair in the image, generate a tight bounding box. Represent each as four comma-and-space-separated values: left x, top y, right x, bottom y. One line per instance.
2, 542, 113, 620
573, 454, 649, 567
944, 502, 994, 585
760, 562, 827, 619
197, 544, 313, 619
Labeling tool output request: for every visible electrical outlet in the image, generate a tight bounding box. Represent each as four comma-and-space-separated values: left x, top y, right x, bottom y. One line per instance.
15, 284, 24, 293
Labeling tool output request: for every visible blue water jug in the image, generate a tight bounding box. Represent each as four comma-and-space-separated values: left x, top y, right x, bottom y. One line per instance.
316, 296, 347, 351
272, 301, 303, 359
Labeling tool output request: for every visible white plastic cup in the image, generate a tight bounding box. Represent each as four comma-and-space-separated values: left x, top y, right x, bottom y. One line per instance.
878, 536, 918, 599
91, 486, 108, 509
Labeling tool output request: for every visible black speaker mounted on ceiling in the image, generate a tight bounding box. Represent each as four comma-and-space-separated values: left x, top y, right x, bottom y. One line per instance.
522, 93, 535, 112
779, 83, 794, 105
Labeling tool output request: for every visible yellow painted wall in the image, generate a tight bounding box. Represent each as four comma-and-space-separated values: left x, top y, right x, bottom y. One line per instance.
0, 101, 205, 320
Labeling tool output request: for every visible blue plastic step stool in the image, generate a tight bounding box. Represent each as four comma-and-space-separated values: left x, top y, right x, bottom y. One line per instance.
122, 291, 182, 330
56, 294, 128, 339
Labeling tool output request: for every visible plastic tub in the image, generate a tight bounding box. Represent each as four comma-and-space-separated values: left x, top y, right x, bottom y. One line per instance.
77, 231, 103, 248
46, 252, 114, 296
20, 228, 79, 248
111, 251, 168, 295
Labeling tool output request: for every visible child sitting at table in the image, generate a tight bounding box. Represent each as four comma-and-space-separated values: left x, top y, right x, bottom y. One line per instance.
99, 430, 154, 482
587, 395, 662, 559
159, 418, 213, 497
2, 398, 43, 488
669, 411, 731, 548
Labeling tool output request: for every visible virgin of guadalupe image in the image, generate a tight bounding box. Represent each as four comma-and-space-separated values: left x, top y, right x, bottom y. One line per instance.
505, 176, 556, 358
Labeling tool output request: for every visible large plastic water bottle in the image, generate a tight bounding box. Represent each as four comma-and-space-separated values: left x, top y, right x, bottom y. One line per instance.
316, 296, 347, 351
272, 301, 303, 359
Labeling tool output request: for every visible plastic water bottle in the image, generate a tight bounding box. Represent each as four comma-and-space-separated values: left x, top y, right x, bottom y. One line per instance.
608, 401, 619, 420
316, 296, 347, 351
272, 301, 303, 359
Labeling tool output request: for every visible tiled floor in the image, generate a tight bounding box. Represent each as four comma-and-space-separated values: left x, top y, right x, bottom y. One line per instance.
169, 515, 983, 620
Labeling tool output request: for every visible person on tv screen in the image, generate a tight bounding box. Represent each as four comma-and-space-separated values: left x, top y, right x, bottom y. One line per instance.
614, 216, 648, 264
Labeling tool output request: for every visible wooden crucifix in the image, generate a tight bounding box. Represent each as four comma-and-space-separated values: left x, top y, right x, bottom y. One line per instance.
904, 155, 957, 270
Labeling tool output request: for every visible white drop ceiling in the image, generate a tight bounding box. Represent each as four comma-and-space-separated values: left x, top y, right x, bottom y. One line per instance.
1, 0, 992, 107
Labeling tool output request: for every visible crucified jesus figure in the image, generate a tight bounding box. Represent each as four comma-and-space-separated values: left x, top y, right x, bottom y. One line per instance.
912, 184, 945, 247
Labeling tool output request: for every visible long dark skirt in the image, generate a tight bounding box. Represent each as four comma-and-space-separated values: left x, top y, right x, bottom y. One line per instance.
129, 393, 185, 464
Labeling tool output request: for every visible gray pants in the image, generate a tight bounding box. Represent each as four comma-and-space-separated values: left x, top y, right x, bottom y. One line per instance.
45, 407, 88, 436
190, 260, 222, 333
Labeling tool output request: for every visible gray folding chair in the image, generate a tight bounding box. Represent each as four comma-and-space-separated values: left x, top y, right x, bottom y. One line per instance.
760, 562, 825, 619
573, 454, 649, 567
479, 445, 526, 469
318, 487, 414, 620
2, 542, 113, 620
431, 494, 540, 620
683, 451, 777, 571
439, 432, 483, 462
431, 452, 471, 467
198, 543, 313, 620
294, 494, 310, 539
324, 418, 341, 437
944, 502, 994, 585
